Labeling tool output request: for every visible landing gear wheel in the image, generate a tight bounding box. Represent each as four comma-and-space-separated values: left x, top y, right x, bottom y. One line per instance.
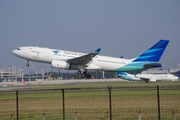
86, 74, 91, 79
81, 72, 86, 78
77, 69, 91, 79
81, 74, 86, 78
26, 63, 29, 67
77, 71, 81, 75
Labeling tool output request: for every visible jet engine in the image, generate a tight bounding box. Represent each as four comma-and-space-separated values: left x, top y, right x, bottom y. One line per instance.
51, 60, 70, 69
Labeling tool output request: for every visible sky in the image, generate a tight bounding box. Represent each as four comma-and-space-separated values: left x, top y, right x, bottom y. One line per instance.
0, 0, 180, 74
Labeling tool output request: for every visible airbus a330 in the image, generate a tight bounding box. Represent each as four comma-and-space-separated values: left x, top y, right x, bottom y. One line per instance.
12, 40, 169, 78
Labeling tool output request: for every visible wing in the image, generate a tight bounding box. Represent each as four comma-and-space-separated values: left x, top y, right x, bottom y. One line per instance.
67, 48, 101, 65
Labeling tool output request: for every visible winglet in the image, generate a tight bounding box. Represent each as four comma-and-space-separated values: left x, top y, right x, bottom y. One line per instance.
94, 48, 101, 54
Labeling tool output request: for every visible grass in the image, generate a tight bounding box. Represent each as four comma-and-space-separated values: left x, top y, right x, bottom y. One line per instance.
0, 81, 180, 120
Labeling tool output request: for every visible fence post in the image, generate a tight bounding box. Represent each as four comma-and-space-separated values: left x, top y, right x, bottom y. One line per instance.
11, 114, 14, 120
108, 86, 112, 120
62, 89, 65, 120
157, 85, 161, 120
106, 111, 108, 120
42, 113, 46, 120
16, 90, 19, 120
172, 111, 176, 120
138, 111, 141, 120
74, 112, 78, 120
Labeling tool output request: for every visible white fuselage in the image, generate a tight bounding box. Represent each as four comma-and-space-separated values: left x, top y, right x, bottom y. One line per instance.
137, 74, 179, 81
125, 73, 179, 81
13, 46, 140, 72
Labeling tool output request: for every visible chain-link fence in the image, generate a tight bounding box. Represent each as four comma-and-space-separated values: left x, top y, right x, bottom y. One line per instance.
0, 85, 180, 120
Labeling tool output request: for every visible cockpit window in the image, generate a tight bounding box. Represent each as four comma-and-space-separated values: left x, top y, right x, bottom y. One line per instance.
17, 48, 20, 50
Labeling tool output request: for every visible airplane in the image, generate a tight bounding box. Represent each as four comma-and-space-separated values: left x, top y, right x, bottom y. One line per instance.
118, 71, 179, 83
12, 39, 169, 78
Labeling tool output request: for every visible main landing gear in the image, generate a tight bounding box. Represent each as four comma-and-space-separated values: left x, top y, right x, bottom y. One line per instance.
77, 70, 91, 79
26, 60, 29, 67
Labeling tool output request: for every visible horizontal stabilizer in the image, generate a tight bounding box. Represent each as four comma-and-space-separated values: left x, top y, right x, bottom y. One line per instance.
143, 63, 162, 68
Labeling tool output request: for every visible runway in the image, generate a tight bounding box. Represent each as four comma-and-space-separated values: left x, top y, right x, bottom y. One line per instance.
1, 78, 179, 91
0, 78, 127, 91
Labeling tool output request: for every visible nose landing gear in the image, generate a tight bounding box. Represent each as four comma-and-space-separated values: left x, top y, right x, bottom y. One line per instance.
26, 60, 29, 67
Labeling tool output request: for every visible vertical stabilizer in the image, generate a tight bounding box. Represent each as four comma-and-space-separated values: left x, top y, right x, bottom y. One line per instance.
133, 40, 169, 62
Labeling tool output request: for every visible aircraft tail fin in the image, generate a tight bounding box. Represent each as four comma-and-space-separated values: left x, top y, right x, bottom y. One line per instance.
133, 40, 169, 62
118, 72, 135, 81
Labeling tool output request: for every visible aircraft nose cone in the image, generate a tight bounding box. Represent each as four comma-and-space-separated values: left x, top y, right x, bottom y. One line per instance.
12, 50, 17, 55
12, 50, 15, 54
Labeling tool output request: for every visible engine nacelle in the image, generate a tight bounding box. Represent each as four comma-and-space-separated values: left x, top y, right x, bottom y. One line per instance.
51, 60, 70, 69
